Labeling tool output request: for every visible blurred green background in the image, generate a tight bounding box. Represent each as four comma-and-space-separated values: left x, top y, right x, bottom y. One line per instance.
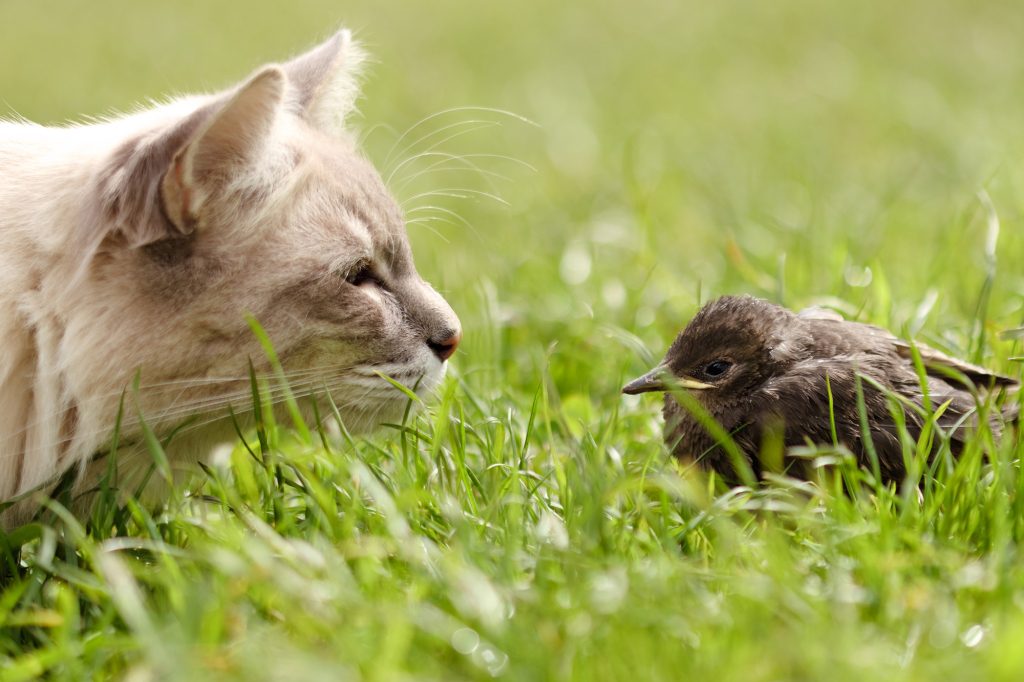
4, 2, 1024, 679
5, 0, 1023, 394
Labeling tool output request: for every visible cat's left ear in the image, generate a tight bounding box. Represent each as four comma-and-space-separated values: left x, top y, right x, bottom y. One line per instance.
160, 67, 286, 238
284, 29, 366, 137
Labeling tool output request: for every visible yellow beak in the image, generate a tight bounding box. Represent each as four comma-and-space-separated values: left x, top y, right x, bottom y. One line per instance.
622, 366, 716, 395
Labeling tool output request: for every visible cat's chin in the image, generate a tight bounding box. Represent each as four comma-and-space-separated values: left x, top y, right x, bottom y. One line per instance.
310, 358, 449, 434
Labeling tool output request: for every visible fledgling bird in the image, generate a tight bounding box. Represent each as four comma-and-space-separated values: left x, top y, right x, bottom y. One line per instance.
623, 295, 1018, 483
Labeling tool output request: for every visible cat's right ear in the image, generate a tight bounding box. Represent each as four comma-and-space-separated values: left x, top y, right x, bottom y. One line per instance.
283, 29, 366, 138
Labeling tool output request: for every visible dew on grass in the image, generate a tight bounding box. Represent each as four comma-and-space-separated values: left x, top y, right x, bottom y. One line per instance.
927, 612, 958, 649
589, 208, 635, 246
451, 627, 480, 655
843, 264, 872, 288
961, 624, 986, 648
478, 646, 509, 677
450, 565, 506, 630
635, 306, 655, 328
954, 561, 992, 590
567, 613, 592, 637
534, 509, 569, 549
560, 242, 592, 285
590, 569, 628, 614
602, 279, 626, 308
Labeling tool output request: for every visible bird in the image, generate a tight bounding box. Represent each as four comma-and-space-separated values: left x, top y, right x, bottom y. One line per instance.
623, 295, 1018, 484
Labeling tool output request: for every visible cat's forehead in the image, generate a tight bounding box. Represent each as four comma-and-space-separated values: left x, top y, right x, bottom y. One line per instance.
294, 139, 410, 263
310, 142, 393, 206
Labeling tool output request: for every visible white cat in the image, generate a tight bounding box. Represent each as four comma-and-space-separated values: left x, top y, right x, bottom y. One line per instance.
0, 30, 461, 518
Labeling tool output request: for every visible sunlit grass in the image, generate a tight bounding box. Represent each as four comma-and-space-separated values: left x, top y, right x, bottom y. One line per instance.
3, 367, 1023, 681
3, 0, 1024, 679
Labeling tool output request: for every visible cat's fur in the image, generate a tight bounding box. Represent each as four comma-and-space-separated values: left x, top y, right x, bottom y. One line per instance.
0, 31, 461, 518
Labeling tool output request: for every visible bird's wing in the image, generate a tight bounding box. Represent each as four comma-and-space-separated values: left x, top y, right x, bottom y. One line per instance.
891, 339, 1018, 388
745, 359, 907, 480
749, 356, 1012, 481
898, 372, 1015, 444
797, 307, 1018, 389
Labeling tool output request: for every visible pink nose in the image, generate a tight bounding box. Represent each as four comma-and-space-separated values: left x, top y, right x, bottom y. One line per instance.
427, 329, 461, 362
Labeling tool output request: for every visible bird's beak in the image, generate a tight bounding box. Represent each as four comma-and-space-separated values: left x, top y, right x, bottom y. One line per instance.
622, 366, 716, 395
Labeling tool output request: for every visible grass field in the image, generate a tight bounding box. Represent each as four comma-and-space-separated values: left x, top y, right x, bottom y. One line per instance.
3, 0, 1024, 679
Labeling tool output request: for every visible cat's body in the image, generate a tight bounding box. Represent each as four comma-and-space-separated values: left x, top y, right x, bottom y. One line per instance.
0, 31, 460, 519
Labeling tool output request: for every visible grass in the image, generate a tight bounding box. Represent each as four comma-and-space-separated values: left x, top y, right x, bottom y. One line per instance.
4, 0, 1024, 679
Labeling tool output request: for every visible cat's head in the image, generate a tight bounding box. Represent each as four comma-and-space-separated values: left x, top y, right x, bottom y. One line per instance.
69, 31, 461, 435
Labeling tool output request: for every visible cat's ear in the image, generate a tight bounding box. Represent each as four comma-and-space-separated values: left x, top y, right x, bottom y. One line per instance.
94, 66, 286, 249
283, 29, 366, 137
161, 67, 286, 235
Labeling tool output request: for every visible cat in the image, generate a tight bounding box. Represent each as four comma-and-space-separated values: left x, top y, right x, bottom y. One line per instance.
0, 30, 461, 521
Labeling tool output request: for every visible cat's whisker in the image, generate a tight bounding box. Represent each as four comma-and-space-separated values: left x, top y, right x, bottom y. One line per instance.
160, 384, 399, 448
390, 151, 513, 194
279, 362, 358, 374
396, 119, 536, 187
7, 366, 392, 449
124, 380, 319, 427
405, 217, 456, 241
356, 121, 400, 150
381, 106, 537, 172
352, 365, 419, 377
385, 144, 499, 188
162, 391, 326, 440
392, 150, 511, 184
401, 151, 536, 180
406, 206, 480, 242
383, 119, 501, 178
2, 363, 393, 459
405, 187, 509, 208
16, 385, 315, 457
132, 362, 359, 395
394, 162, 522, 202
386, 130, 501, 185
142, 370, 412, 425
147, 378, 332, 422
136, 376, 258, 389
404, 205, 475, 230
10, 368, 314, 413
9, 376, 419, 462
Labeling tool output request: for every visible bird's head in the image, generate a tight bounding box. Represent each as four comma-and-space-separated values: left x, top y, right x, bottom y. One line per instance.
623, 296, 799, 403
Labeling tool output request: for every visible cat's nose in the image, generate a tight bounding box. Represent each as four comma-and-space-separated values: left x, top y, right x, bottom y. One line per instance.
427, 328, 462, 362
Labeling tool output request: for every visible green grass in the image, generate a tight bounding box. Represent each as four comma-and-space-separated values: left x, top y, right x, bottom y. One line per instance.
4, 0, 1024, 679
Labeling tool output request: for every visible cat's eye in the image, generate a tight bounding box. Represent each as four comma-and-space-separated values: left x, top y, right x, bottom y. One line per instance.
703, 360, 732, 377
343, 260, 377, 287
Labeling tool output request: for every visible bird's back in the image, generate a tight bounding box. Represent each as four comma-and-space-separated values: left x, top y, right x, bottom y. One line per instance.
751, 313, 1018, 481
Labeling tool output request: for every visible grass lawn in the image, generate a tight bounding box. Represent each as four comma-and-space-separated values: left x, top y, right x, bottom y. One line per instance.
3, 0, 1024, 679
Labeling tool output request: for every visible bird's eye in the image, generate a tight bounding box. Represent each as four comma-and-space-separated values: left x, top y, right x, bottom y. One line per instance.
703, 360, 732, 377
343, 260, 376, 287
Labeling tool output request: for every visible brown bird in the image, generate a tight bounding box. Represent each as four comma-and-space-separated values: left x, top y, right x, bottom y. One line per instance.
623, 295, 1018, 483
